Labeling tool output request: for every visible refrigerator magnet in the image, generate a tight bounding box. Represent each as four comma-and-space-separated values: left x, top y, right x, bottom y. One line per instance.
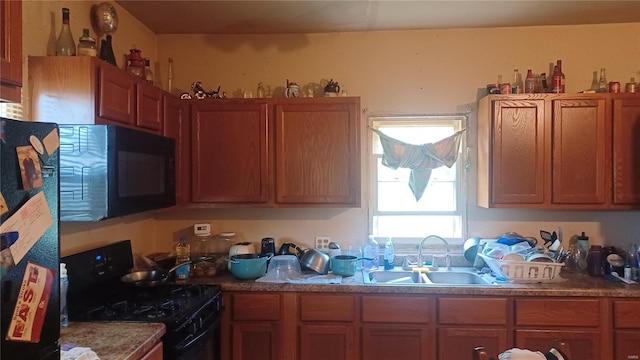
42, 128, 59, 156
28, 135, 49, 164
16, 146, 43, 190
5, 261, 54, 343
0, 192, 7, 216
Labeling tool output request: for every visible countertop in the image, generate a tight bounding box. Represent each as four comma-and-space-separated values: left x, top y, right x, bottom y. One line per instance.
60, 322, 165, 360
191, 269, 640, 297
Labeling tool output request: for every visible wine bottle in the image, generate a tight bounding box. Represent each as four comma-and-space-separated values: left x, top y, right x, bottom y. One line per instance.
524, 69, 535, 94
597, 68, 608, 93
55, 8, 76, 56
551, 66, 562, 93
556, 60, 565, 93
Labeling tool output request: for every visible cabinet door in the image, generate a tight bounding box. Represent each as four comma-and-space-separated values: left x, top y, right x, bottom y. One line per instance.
612, 96, 640, 205
191, 101, 269, 203
614, 331, 640, 360
299, 324, 355, 360
164, 94, 190, 205
516, 329, 600, 360
551, 97, 609, 204
97, 63, 136, 125
490, 99, 545, 204
274, 98, 360, 206
0, 0, 22, 102
362, 325, 431, 360
139, 341, 162, 360
137, 82, 163, 132
438, 328, 508, 360
232, 323, 280, 360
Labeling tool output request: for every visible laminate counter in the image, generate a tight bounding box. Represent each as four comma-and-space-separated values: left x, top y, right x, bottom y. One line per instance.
191, 269, 640, 297
60, 322, 165, 360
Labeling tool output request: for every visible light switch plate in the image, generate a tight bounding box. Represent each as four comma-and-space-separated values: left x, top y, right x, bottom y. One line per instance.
315, 236, 331, 252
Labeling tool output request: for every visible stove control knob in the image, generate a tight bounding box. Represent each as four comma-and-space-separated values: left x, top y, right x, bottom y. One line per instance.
189, 321, 198, 335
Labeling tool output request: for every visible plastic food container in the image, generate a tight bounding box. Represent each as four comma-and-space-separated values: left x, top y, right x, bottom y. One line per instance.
264, 255, 302, 281
479, 254, 563, 283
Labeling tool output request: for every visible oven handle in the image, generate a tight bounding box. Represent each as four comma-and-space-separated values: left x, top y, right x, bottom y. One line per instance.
174, 314, 222, 351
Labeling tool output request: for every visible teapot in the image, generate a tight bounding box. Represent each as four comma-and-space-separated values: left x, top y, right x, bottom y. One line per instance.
285, 79, 300, 98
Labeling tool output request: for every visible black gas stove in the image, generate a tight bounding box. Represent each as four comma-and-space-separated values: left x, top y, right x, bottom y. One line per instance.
61, 240, 223, 360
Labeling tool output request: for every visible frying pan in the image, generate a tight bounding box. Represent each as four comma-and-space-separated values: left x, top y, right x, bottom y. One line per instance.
120, 261, 191, 287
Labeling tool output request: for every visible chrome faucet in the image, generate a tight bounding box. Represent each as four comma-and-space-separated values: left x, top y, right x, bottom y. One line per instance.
417, 235, 451, 271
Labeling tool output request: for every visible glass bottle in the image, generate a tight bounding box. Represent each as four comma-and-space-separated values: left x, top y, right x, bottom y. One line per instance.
625, 77, 637, 93
167, 57, 174, 94
55, 8, 76, 56
556, 60, 565, 93
511, 69, 523, 94
77, 29, 97, 57
256, 82, 265, 98
590, 71, 599, 91
524, 69, 535, 93
587, 245, 603, 277
145, 58, 154, 84
551, 66, 562, 93
597, 68, 608, 93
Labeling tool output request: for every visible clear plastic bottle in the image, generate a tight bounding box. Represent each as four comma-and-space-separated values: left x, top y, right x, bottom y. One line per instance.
55, 8, 76, 56
175, 236, 191, 283
383, 237, 395, 270
626, 243, 639, 281
362, 235, 379, 271
60, 263, 69, 327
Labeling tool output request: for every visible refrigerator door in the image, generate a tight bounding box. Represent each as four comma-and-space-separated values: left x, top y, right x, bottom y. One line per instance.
0, 118, 60, 360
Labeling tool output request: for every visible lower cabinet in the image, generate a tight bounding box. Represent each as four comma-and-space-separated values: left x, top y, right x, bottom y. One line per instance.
140, 341, 163, 360
613, 300, 640, 360
221, 292, 617, 360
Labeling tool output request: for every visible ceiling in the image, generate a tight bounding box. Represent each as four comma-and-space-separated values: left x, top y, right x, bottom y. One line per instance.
114, 0, 640, 35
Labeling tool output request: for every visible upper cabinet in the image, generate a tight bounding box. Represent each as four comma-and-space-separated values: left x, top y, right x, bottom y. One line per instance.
0, 0, 22, 103
28, 56, 164, 134
478, 93, 640, 210
190, 97, 361, 208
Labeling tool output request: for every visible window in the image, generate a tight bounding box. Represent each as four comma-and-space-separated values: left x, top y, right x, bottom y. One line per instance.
369, 115, 468, 251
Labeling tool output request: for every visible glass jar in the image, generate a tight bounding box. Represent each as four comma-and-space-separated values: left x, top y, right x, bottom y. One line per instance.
77, 28, 97, 57
587, 245, 604, 277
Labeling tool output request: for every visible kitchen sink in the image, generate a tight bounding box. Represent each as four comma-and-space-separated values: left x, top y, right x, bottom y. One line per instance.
363, 267, 496, 286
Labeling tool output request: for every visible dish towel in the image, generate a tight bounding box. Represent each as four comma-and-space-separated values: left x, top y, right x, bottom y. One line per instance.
370, 128, 467, 201
255, 273, 342, 284
498, 348, 566, 360
61, 346, 100, 360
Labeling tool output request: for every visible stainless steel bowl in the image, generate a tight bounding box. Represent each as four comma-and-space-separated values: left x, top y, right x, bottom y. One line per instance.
298, 248, 330, 274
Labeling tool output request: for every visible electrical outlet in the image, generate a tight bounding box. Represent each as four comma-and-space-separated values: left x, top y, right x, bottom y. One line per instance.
315, 236, 331, 252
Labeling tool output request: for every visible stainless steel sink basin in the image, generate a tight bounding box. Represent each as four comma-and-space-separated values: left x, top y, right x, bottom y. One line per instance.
363, 267, 496, 286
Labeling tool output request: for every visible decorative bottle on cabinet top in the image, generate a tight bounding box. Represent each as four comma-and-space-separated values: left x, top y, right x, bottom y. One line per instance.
77, 29, 97, 57
56, 8, 76, 56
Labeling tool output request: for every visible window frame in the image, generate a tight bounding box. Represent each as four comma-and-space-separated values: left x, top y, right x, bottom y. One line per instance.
368, 114, 469, 252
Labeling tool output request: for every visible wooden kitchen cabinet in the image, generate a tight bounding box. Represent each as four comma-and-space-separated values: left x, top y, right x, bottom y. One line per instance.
298, 294, 357, 360
437, 297, 509, 359
612, 96, 640, 205
189, 97, 360, 207
478, 93, 640, 210
613, 299, 640, 360
514, 298, 605, 359
28, 56, 166, 134
163, 94, 191, 205
222, 292, 283, 360
139, 341, 163, 360
0, 0, 22, 103
361, 295, 433, 360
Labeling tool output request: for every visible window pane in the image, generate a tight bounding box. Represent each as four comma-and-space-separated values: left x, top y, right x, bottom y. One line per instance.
373, 215, 461, 238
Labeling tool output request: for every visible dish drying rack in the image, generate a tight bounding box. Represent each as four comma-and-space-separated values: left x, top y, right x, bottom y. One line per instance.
479, 254, 564, 283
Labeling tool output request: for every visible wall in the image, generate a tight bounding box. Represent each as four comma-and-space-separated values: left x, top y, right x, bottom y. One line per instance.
152, 22, 640, 253
22, 1, 159, 256
22, 1, 640, 255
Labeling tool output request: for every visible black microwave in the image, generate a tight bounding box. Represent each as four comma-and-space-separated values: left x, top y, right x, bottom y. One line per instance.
59, 125, 175, 221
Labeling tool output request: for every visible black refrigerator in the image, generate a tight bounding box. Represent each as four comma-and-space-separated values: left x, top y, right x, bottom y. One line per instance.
0, 118, 60, 360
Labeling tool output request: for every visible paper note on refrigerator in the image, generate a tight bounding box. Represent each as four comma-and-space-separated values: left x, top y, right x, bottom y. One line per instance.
0, 192, 53, 265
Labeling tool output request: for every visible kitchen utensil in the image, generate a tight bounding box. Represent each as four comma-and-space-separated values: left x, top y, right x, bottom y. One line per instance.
264, 255, 302, 280
226, 253, 273, 280
298, 248, 331, 274
120, 260, 191, 287
228, 242, 256, 270
331, 255, 372, 277
612, 271, 638, 284
277, 242, 301, 256
463, 237, 481, 263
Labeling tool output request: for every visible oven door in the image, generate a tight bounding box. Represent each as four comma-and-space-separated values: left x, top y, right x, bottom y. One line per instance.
171, 316, 220, 360
167, 293, 223, 360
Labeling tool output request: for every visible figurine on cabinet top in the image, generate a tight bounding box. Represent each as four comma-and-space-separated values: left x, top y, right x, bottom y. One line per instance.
323, 79, 340, 96
180, 81, 221, 99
